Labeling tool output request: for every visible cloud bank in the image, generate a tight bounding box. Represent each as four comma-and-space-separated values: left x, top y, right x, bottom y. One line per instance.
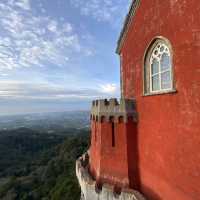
0, 0, 126, 114
0, 80, 119, 101
70, 0, 131, 25
0, 0, 82, 72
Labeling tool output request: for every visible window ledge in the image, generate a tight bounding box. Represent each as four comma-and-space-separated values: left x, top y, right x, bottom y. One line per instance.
143, 89, 177, 97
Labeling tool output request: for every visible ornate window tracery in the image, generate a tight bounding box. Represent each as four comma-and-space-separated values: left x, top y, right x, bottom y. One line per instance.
144, 38, 175, 95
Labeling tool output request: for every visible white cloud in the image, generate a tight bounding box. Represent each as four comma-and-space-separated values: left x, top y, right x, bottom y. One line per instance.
47, 20, 58, 32
63, 23, 73, 33
0, 80, 119, 101
0, 73, 9, 77
100, 83, 118, 94
0, 1, 87, 72
12, 0, 31, 10
70, 0, 131, 25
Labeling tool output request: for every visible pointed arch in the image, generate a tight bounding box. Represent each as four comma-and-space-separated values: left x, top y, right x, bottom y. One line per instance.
143, 36, 176, 95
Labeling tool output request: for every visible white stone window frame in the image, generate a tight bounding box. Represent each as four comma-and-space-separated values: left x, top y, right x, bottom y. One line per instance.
150, 42, 172, 93
143, 37, 176, 96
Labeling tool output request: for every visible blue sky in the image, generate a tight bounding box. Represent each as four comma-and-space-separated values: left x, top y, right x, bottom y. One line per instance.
0, 0, 131, 115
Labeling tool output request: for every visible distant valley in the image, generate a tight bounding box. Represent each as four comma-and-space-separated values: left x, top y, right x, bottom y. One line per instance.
0, 111, 90, 132
0, 111, 90, 200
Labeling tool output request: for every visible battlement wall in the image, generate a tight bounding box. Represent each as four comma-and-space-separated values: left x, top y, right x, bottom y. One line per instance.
89, 98, 139, 189
91, 98, 137, 122
76, 152, 146, 200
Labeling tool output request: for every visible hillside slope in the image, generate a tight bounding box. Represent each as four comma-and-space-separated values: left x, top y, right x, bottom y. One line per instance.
0, 130, 89, 200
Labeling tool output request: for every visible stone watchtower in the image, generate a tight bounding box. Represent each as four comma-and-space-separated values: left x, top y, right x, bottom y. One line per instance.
76, 99, 145, 200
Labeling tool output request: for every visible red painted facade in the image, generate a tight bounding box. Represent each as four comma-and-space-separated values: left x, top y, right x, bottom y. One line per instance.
89, 1, 200, 200
89, 117, 138, 190
118, 1, 200, 200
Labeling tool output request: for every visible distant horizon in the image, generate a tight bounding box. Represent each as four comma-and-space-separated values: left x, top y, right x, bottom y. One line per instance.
0, 109, 91, 117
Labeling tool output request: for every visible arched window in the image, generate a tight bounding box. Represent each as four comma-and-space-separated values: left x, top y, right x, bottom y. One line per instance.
144, 38, 175, 95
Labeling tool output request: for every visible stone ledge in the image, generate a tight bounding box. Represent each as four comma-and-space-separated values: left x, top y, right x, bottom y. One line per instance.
76, 152, 146, 200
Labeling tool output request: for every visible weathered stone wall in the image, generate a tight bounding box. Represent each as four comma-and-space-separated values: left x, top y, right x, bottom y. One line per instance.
119, 0, 200, 200
76, 153, 146, 200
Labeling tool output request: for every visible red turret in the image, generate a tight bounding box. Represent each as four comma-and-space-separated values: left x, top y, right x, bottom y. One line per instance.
89, 98, 138, 191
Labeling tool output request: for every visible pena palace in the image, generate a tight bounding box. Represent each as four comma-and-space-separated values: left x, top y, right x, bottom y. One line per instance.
76, 1, 200, 200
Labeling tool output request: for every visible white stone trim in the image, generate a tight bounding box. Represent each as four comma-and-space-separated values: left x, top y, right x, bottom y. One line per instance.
76, 153, 146, 200
149, 42, 173, 93
143, 37, 176, 96
91, 98, 137, 123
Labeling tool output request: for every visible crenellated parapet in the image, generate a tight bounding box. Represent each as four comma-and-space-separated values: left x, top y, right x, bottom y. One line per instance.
89, 98, 139, 190
91, 98, 137, 122
76, 152, 146, 200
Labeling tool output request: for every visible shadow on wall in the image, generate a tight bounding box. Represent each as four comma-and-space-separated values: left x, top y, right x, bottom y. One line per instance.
127, 103, 162, 200
142, 185, 162, 200
127, 113, 141, 190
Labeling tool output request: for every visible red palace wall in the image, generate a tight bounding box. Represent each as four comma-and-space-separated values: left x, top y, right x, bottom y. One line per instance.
119, 1, 200, 200
89, 117, 138, 190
